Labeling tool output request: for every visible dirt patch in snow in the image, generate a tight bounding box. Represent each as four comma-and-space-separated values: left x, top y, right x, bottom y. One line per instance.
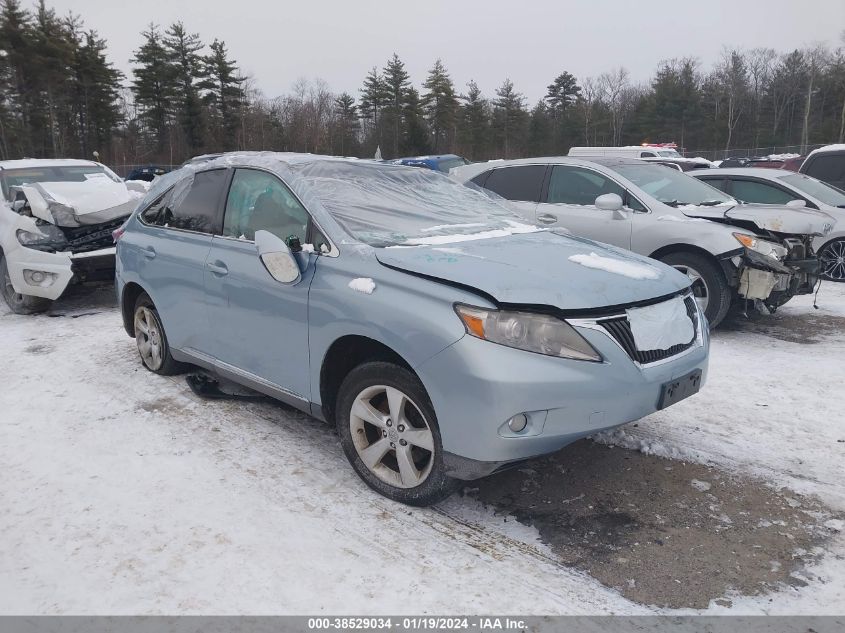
472, 440, 841, 609
722, 309, 845, 344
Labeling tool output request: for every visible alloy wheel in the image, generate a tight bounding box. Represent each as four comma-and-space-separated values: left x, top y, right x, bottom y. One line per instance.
349, 384, 435, 489
671, 264, 709, 312
819, 240, 845, 282
134, 307, 164, 371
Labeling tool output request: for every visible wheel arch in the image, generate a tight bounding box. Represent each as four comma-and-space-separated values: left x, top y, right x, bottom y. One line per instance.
120, 281, 148, 337
319, 335, 417, 425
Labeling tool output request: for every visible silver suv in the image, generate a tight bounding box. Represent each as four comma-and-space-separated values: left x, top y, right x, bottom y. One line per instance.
453, 157, 832, 327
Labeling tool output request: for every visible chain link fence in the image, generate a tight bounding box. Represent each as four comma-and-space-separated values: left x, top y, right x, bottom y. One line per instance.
684, 144, 830, 161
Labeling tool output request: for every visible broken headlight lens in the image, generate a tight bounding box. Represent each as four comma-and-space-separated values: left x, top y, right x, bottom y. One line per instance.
454, 304, 602, 362
16, 226, 68, 252
733, 233, 787, 261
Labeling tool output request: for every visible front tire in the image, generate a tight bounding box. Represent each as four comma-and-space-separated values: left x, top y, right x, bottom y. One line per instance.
133, 293, 185, 375
818, 238, 845, 282
0, 254, 52, 315
336, 362, 460, 506
659, 251, 731, 328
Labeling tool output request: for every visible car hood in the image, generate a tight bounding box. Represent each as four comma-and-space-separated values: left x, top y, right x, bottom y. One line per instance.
375, 230, 691, 312
681, 203, 833, 236
19, 179, 139, 227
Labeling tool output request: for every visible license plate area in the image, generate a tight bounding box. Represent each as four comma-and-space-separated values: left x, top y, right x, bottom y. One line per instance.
658, 369, 702, 410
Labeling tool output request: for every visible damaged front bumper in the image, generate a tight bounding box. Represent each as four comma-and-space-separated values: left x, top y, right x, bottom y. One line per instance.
6, 245, 117, 300
720, 245, 820, 309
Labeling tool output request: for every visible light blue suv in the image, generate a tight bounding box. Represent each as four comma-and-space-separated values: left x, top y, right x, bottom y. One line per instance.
115, 153, 709, 506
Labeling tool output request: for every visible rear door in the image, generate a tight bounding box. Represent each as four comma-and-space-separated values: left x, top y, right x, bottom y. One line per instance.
537, 165, 639, 248
203, 168, 318, 404
473, 165, 545, 222
130, 168, 228, 353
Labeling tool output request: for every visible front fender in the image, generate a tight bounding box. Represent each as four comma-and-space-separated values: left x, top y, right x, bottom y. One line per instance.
307, 255, 487, 408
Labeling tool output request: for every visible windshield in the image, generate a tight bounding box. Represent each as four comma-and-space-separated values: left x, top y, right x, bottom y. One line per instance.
780, 173, 845, 208
291, 160, 531, 247
656, 150, 681, 158
609, 163, 734, 206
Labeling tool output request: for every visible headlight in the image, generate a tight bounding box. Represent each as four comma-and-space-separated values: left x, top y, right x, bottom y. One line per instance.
16, 226, 68, 251
733, 233, 787, 261
454, 304, 602, 361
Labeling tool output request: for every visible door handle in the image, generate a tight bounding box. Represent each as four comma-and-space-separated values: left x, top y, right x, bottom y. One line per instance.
206, 261, 229, 276
143, 246, 156, 259
537, 213, 558, 225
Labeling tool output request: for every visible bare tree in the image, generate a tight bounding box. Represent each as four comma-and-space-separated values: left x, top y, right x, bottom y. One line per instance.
800, 44, 830, 152
598, 67, 631, 145
714, 49, 749, 151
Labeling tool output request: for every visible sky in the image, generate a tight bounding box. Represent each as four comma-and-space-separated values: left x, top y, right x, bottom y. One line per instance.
46, 0, 845, 103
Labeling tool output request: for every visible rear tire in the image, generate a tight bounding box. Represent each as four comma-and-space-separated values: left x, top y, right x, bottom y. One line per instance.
0, 254, 52, 315
659, 252, 731, 328
336, 361, 460, 507
133, 293, 185, 375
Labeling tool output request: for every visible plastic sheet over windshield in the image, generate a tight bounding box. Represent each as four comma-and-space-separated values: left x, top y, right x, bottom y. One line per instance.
289, 160, 527, 247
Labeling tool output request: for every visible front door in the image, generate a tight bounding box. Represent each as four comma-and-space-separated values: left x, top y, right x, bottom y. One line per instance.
204, 168, 315, 402
537, 165, 635, 249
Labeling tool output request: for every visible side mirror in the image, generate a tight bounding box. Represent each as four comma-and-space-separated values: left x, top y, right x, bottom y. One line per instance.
254, 230, 301, 285
596, 193, 624, 212
786, 199, 807, 208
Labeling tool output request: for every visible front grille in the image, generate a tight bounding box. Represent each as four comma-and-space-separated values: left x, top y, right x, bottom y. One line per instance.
600, 296, 698, 364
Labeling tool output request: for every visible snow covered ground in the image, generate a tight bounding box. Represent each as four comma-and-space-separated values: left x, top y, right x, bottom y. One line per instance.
0, 282, 843, 615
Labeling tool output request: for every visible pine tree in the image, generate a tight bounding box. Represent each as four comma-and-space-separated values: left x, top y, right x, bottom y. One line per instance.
333, 92, 358, 155
131, 24, 177, 154
200, 39, 244, 150
164, 22, 204, 153
493, 78, 527, 158
358, 66, 386, 152
0, 0, 33, 157
458, 80, 489, 160
421, 58, 458, 153
401, 86, 429, 155
382, 53, 410, 157
68, 25, 122, 158
545, 71, 581, 118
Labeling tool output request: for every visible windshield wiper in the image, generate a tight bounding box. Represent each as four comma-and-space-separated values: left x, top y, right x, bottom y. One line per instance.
698, 200, 725, 206
663, 200, 682, 207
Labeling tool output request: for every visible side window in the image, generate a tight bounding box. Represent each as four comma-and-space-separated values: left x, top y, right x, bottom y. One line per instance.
698, 177, 729, 193
730, 179, 795, 205
139, 188, 174, 226
482, 165, 545, 202
640, 152, 657, 158
223, 169, 309, 245
470, 171, 490, 188
547, 165, 625, 207
625, 193, 647, 212
159, 169, 228, 233
805, 155, 845, 187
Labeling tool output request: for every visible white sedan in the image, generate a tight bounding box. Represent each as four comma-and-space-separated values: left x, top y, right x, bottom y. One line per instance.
694, 168, 845, 282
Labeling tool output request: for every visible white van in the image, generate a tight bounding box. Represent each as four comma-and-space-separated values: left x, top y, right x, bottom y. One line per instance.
568, 147, 712, 171
568, 146, 683, 159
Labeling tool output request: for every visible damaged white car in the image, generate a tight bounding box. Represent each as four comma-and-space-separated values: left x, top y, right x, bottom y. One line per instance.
0, 159, 143, 314
453, 157, 834, 327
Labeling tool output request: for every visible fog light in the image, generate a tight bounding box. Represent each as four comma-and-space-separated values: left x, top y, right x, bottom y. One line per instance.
508, 413, 528, 433
23, 269, 56, 287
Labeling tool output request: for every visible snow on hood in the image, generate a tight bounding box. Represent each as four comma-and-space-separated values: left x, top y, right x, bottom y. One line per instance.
20, 178, 136, 227
681, 204, 834, 236
376, 231, 691, 311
